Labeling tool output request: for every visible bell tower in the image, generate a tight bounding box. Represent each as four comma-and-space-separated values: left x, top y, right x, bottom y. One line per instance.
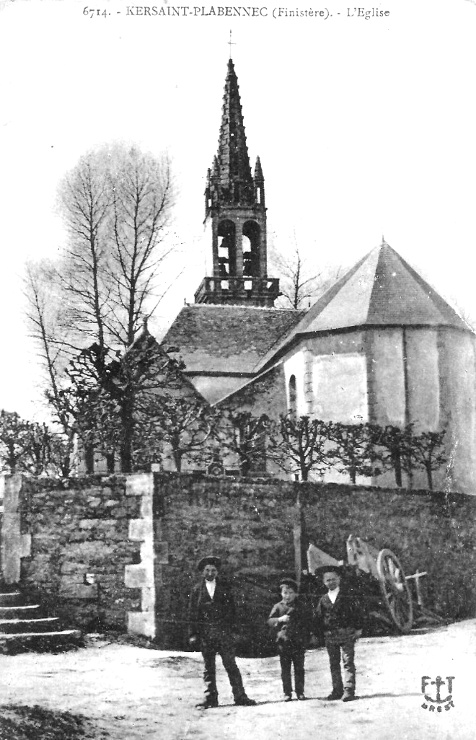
194, 59, 279, 307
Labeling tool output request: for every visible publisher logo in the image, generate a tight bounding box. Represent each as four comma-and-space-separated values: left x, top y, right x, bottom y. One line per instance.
421, 676, 455, 712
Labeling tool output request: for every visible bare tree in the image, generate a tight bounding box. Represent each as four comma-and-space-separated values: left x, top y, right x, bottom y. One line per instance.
328, 422, 382, 484
0, 411, 68, 476
58, 148, 112, 368
25, 144, 176, 473
269, 242, 344, 310
0, 411, 33, 473
404, 428, 447, 491
107, 146, 175, 346
57, 145, 175, 351
25, 261, 78, 475
219, 410, 269, 476
268, 414, 334, 481
137, 395, 217, 472
371, 424, 407, 487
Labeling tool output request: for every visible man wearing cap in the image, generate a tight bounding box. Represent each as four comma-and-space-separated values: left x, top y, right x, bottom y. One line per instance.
188, 555, 256, 709
267, 577, 311, 701
314, 565, 364, 702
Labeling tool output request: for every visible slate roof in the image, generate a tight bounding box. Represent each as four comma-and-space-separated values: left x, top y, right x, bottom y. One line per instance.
257, 242, 470, 371
161, 304, 305, 375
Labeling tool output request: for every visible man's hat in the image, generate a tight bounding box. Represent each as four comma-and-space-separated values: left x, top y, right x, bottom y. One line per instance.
279, 578, 298, 591
197, 555, 221, 571
314, 564, 344, 577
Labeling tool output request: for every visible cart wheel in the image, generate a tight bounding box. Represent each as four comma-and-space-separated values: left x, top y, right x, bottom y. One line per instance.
376, 549, 413, 633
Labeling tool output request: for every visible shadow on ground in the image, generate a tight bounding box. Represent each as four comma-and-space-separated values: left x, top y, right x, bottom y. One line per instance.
0, 705, 107, 740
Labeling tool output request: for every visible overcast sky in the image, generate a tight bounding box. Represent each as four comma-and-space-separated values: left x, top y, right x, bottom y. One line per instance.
1, 0, 475, 420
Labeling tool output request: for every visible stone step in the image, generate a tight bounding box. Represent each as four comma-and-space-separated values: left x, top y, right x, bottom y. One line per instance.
0, 604, 42, 619
0, 591, 22, 605
0, 616, 61, 634
0, 629, 83, 655
0, 586, 83, 653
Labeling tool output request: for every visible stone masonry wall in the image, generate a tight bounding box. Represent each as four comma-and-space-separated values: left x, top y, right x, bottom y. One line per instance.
1, 472, 474, 649
4, 474, 155, 636
153, 473, 476, 651
152, 473, 298, 653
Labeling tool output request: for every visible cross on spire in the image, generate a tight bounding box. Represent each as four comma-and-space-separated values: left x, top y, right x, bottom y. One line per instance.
228, 30, 235, 59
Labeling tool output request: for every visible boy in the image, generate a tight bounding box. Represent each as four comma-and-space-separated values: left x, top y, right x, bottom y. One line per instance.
268, 578, 311, 702
314, 566, 364, 702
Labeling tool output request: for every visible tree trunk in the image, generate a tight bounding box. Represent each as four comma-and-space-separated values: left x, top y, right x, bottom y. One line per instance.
240, 456, 250, 476
173, 449, 183, 472
426, 463, 433, 491
106, 452, 115, 473
61, 453, 71, 478
120, 394, 134, 473
393, 450, 402, 487
84, 444, 94, 474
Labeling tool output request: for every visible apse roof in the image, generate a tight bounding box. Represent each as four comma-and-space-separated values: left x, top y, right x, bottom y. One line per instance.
257, 242, 470, 370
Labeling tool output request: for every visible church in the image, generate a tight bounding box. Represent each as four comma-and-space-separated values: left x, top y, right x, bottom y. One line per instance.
162, 58, 476, 495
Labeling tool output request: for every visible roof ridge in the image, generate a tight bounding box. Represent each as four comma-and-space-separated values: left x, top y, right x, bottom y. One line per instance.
184, 303, 304, 313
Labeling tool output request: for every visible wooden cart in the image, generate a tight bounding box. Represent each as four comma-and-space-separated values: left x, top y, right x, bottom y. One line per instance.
307, 535, 432, 634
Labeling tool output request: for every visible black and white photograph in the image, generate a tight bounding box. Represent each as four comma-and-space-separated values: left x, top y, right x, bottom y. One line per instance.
0, 0, 475, 737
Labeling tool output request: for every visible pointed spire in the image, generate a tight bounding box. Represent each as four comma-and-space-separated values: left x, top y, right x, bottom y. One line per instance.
254, 155, 264, 181
254, 155, 265, 206
214, 59, 254, 205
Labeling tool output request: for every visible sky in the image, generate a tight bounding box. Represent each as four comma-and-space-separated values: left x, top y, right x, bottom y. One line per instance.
1, 0, 476, 420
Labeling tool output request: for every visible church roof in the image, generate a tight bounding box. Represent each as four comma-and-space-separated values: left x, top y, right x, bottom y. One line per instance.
161, 304, 305, 375
257, 242, 470, 369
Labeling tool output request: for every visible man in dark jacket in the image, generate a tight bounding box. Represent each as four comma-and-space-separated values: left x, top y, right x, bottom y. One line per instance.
314, 566, 364, 702
188, 555, 256, 709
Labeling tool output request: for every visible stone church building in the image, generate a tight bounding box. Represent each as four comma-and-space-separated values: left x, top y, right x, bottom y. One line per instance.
161, 58, 476, 495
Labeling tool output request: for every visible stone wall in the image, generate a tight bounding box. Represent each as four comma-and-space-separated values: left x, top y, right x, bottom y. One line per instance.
152, 472, 298, 653
152, 473, 476, 651
0, 473, 156, 637
1, 472, 474, 649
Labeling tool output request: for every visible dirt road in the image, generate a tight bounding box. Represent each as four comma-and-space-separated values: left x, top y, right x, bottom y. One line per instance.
1, 620, 474, 740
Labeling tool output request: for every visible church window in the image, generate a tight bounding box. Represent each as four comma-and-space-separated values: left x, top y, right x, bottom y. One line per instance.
289, 375, 297, 417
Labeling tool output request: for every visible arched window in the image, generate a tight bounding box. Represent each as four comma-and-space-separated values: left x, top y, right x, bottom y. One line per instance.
217, 220, 236, 276
289, 375, 297, 417
242, 220, 261, 277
